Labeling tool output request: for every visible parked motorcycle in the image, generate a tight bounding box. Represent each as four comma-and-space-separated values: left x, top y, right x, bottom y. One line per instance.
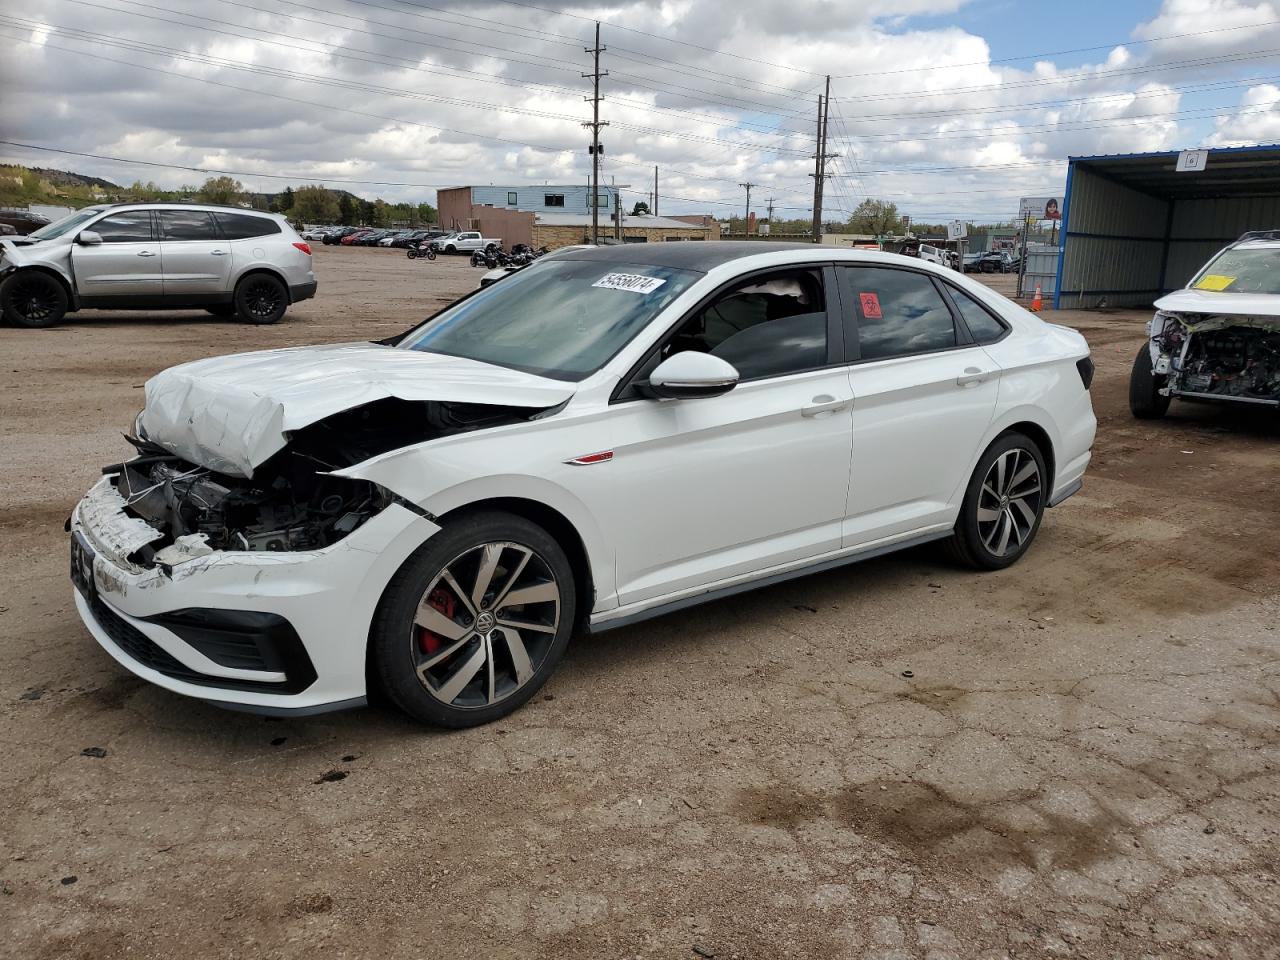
407, 241, 437, 261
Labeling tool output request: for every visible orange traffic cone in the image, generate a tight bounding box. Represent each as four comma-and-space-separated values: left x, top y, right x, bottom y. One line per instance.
1030, 284, 1043, 312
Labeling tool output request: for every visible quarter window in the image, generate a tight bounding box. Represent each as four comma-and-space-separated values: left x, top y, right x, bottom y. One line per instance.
158, 210, 219, 241
214, 212, 281, 239
947, 285, 1008, 344
93, 211, 153, 243
844, 267, 956, 360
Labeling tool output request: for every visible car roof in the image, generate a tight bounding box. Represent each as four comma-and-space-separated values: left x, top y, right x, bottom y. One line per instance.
93, 202, 284, 218
551, 240, 821, 272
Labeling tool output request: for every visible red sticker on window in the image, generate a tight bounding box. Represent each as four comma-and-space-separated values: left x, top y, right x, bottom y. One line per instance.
859, 292, 882, 319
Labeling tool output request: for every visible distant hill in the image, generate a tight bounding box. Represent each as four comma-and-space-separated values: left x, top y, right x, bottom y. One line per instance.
27, 166, 121, 191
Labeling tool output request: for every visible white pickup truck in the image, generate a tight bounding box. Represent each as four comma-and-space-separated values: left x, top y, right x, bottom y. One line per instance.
431, 231, 501, 254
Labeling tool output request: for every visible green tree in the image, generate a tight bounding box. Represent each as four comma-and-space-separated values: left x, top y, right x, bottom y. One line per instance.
276, 186, 295, 212
196, 175, 245, 206
291, 185, 340, 224
631, 200, 650, 216
848, 198, 902, 237
416, 202, 438, 225
338, 194, 358, 225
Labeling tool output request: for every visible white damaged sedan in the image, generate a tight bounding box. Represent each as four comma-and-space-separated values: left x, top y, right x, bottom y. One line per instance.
70, 243, 1097, 726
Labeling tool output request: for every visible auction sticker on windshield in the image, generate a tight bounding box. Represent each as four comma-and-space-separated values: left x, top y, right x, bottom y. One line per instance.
1194, 274, 1236, 292
593, 273, 667, 294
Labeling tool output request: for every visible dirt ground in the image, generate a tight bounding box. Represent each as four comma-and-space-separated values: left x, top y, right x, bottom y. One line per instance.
2, 247, 1278, 959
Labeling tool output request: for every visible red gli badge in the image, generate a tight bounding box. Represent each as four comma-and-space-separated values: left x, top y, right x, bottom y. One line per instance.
859, 292, 882, 319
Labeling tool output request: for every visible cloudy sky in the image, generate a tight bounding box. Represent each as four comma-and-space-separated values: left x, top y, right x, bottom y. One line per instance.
2, 0, 1279, 223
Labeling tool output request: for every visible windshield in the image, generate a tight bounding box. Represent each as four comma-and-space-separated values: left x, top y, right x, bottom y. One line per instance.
398, 259, 701, 381
27, 207, 108, 241
1193, 246, 1280, 294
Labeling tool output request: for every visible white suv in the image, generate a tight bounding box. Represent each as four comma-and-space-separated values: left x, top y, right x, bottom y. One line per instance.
0, 203, 317, 328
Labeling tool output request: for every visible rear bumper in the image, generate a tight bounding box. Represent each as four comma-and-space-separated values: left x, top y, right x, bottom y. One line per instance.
290, 279, 318, 302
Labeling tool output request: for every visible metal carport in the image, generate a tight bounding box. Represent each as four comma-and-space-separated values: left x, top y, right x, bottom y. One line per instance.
1054, 144, 1280, 309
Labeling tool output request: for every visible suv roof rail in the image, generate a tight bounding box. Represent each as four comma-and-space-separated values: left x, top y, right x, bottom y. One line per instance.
1237, 229, 1280, 242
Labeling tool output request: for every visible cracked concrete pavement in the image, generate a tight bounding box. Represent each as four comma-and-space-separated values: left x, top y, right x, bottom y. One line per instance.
1, 250, 1278, 958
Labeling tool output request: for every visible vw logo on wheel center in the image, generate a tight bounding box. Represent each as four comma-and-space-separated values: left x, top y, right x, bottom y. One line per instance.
475, 611, 496, 633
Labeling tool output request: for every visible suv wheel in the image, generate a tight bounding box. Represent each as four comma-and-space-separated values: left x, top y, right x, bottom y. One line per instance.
945, 432, 1047, 570
234, 274, 288, 325
1128, 343, 1171, 419
1, 271, 69, 328
371, 511, 576, 728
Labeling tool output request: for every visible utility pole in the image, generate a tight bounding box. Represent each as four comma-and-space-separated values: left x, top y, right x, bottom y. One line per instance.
739, 182, 754, 236
653, 165, 658, 217
766, 197, 775, 229
810, 74, 833, 243
582, 21, 608, 245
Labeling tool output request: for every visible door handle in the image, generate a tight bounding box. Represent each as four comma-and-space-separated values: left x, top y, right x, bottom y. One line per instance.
210, 250, 227, 256
136, 250, 157, 257
801, 394, 851, 418
956, 367, 990, 387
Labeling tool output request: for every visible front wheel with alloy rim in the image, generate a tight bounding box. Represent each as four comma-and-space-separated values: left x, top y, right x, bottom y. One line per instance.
1, 271, 69, 328
371, 511, 576, 727
945, 432, 1048, 570
234, 273, 288, 325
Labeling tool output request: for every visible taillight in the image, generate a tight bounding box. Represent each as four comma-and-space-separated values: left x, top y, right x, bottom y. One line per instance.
293, 242, 312, 255
1076, 356, 1095, 390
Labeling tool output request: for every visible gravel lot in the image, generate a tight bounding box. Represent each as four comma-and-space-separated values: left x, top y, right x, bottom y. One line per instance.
2, 247, 1278, 959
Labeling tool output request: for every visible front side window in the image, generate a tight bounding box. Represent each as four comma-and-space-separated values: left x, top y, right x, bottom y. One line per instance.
947, 285, 1007, 344
93, 211, 154, 243
398, 259, 700, 381
657, 269, 828, 380
845, 267, 956, 360
29, 207, 109, 241
215, 212, 281, 239
158, 210, 219, 241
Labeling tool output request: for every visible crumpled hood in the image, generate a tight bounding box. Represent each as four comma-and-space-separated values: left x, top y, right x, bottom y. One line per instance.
141, 342, 575, 477
1156, 288, 1280, 320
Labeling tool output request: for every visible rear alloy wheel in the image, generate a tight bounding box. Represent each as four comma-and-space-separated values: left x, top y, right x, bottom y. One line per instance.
1129, 342, 1171, 419
1, 271, 69, 328
372, 512, 575, 727
234, 273, 288, 325
946, 433, 1047, 570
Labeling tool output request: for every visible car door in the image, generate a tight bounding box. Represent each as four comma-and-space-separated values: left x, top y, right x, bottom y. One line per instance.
839, 265, 1001, 546
70, 209, 162, 300
603, 265, 854, 607
157, 209, 232, 298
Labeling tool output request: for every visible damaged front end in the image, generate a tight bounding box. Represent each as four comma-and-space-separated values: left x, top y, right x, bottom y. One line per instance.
113, 397, 553, 567
1149, 311, 1280, 406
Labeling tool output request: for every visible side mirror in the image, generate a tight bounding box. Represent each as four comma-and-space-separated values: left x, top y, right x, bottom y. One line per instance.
76, 230, 103, 246
646, 351, 739, 400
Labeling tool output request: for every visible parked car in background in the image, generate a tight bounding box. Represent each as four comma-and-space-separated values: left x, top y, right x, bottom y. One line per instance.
301, 227, 331, 242
355, 230, 392, 246
965, 251, 1014, 274
0, 207, 53, 236
69, 242, 1095, 726
323, 227, 362, 245
1130, 230, 1280, 418
389, 230, 432, 248
340, 229, 373, 246
0, 223, 16, 236
432, 231, 501, 254
0, 203, 316, 327
918, 243, 953, 268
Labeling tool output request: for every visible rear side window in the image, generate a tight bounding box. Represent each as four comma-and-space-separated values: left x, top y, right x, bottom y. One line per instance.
94, 211, 153, 243
844, 267, 956, 360
215, 213, 281, 239
947, 285, 1008, 344
158, 210, 219, 241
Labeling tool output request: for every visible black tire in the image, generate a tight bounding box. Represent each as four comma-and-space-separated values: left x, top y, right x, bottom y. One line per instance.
425, 248, 436, 261
981, 260, 995, 273
1129, 343, 1171, 419
445, 244, 457, 254
234, 273, 288, 325
406, 248, 418, 259
371, 511, 576, 728
204, 304, 237, 317
1, 271, 69, 328
945, 432, 1048, 571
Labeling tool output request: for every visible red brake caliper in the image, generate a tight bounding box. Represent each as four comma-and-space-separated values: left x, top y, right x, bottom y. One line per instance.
418, 587, 458, 655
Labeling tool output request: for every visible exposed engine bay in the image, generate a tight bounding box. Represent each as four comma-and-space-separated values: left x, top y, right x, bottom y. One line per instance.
112, 397, 548, 565
1151, 313, 1280, 404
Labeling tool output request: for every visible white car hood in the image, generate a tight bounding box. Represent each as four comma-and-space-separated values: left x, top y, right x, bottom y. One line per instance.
141, 342, 575, 477
1155, 288, 1280, 320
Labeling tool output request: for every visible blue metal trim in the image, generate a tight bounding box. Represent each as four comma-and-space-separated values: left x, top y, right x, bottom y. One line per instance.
1067, 143, 1280, 163
1058, 288, 1162, 296
1065, 230, 1165, 241
1054, 161, 1073, 310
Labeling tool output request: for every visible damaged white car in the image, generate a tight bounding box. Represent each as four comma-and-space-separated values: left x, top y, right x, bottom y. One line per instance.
70, 244, 1096, 727
1131, 231, 1280, 417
